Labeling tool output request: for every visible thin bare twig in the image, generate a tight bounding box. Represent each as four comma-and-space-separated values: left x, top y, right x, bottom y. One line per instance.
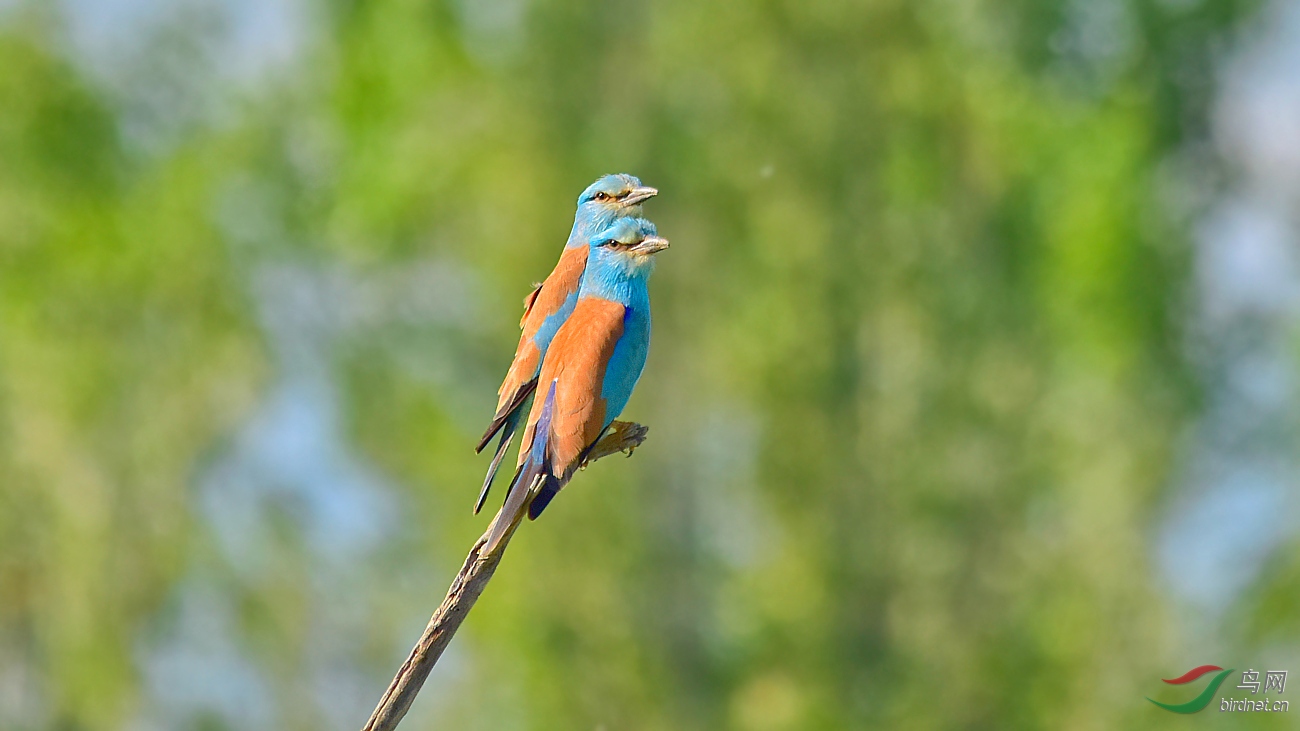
360, 421, 648, 731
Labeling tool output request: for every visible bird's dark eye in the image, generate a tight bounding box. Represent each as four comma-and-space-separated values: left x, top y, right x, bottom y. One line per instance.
593, 192, 610, 201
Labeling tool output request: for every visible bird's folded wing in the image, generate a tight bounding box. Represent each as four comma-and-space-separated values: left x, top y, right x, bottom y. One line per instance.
528, 296, 627, 481
478, 247, 588, 451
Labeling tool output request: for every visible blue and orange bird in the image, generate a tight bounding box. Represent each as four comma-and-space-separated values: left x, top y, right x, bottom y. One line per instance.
475, 174, 658, 512
486, 217, 668, 549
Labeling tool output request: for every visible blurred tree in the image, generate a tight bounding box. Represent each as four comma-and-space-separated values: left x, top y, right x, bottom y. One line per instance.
0, 15, 264, 730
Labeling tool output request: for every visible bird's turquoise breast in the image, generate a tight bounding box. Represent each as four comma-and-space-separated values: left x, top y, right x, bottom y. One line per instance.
599, 304, 650, 426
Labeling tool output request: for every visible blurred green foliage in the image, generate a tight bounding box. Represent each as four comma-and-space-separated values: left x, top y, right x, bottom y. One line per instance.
0, 0, 1294, 730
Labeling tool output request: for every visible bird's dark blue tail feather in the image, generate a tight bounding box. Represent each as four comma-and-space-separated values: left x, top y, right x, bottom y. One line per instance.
527, 475, 560, 520
485, 381, 557, 551
475, 409, 521, 514
476, 377, 537, 453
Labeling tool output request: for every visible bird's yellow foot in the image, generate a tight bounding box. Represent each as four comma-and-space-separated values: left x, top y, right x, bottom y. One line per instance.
581, 421, 649, 469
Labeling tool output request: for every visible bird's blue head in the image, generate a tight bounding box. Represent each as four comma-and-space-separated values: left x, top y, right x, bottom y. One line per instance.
584, 217, 669, 289
569, 174, 658, 245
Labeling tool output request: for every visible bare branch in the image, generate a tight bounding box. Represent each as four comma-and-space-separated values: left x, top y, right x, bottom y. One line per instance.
360, 421, 649, 731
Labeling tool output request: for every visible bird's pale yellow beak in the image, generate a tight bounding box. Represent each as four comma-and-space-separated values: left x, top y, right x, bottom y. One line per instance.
621, 186, 658, 207
630, 235, 669, 255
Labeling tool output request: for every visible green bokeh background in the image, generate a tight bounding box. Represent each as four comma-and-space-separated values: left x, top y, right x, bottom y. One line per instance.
1, 0, 1297, 729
